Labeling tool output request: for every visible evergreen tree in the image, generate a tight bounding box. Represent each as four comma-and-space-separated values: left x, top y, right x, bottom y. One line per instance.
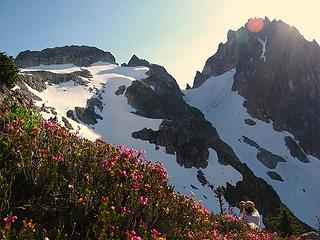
268, 206, 304, 237
0, 52, 20, 88
214, 186, 226, 214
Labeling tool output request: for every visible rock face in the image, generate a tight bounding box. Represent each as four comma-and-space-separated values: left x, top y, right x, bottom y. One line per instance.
267, 171, 284, 181
126, 57, 218, 168
74, 97, 103, 125
256, 148, 286, 169
15, 45, 116, 68
21, 69, 91, 91
115, 85, 126, 95
284, 136, 309, 163
193, 17, 320, 160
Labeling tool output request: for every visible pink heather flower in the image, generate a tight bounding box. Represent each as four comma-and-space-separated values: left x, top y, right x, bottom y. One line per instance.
39, 149, 49, 157
131, 172, 138, 180
42, 120, 55, 130
103, 159, 116, 169
119, 169, 127, 177
139, 196, 149, 206
120, 207, 128, 215
39, 149, 49, 153
138, 219, 144, 228
131, 183, 140, 190
187, 231, 193, 238
6, 119, 24, 133
100, 196, 108, 203
150, 228, 161, 238
125, 230, 142, 240
211, 229, 219, 237
52, 156, 64, 163
132, 236, 142, 240
3, 215, 17, 224
130, 172, 143, 181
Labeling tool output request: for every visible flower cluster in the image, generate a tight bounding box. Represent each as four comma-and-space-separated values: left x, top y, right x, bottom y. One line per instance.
0, 103, 301, 240
3, 215, 17, 225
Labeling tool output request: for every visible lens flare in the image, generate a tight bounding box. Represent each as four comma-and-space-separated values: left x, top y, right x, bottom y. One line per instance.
247, 18, 265, 33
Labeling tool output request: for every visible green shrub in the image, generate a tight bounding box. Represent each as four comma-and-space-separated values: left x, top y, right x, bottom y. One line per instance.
0, 52, 20, 88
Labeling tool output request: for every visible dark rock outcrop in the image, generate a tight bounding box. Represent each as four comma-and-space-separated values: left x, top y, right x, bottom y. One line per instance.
244, 118, 256, 126
267, 171, 284, 181
284, 136, 309, 163
115, 85, 126, 95
62, 116, 73, 130
257, 148, 286, 169
15, 45, 116, 68
21, 69, 91, 91
74, 97, 103, 125
66, 110, 79, 123
126, 57, 219, 168
197, 170, 209, 186
242, 136, 260, 149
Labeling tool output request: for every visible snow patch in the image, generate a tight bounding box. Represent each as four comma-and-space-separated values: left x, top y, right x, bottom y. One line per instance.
21, 63, 82, 73
258, 36, 267, 62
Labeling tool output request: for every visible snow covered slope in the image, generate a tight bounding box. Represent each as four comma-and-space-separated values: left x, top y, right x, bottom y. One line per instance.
184, 69, 320, 228
21, 62, 242, 214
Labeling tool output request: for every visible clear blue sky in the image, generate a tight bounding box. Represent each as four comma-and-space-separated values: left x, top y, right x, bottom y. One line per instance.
1, 0, 319, 88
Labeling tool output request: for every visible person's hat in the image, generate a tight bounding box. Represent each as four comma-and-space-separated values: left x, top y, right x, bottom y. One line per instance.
244, 201, 255, 209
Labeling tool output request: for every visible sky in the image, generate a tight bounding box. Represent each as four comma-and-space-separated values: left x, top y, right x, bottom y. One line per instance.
1, 0, 320, 88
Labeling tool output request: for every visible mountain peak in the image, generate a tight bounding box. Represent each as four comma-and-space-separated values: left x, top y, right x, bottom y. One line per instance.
192, 16, 320, 165
125, 54, 150, 67
193, 17, 314, 88
14, 45, 116, 68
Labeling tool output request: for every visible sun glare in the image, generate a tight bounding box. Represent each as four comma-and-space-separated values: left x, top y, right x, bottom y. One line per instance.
247, 18, 265, 33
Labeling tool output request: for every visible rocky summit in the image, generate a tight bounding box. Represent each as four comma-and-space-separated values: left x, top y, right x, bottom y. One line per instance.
193, 17, 320, 161
14, 45, 116, 68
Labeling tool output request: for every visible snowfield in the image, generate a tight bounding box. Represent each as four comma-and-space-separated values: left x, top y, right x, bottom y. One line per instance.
184, 69, 320, 228
20, 62, 242, 214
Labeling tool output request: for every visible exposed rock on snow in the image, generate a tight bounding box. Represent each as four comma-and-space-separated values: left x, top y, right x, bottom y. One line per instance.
284, 136, 309, 163
75, 97, 103, 125
115, 85, 126, 95
267, 171, 284, 181
257, 148, 286, 169
244, 118, 256, 126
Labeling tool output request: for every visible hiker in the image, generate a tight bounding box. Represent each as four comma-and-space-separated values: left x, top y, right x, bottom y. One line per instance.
239, 200, 261, 230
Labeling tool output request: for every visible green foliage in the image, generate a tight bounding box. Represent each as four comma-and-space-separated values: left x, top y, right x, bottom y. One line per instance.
7, 103, 42, 130
0, 102, 300, 239
214, 186, 226, 214
267, 205, 304, 237
0, 52, 20, 88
